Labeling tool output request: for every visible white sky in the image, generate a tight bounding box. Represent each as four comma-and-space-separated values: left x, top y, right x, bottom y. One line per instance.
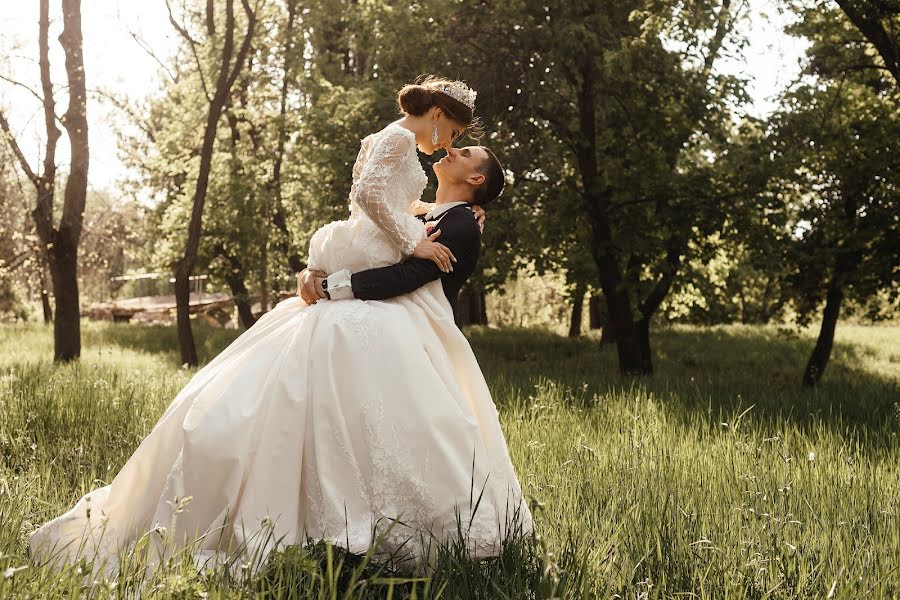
0, 1, 176, 190
0, 0, 808, 191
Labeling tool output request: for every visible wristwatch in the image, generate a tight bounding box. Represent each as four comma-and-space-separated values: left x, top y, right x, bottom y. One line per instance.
320, 277, 331, 300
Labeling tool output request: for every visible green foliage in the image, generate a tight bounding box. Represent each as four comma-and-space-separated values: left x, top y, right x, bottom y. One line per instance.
0, 148, 39, 319
4, 0, 893, 349
78, 189, 146, 302
767, 4, 900, 326
102, 0, 818, 339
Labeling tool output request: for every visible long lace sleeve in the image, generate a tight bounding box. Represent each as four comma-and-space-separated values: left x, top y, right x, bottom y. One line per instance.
353, 130, 421, 256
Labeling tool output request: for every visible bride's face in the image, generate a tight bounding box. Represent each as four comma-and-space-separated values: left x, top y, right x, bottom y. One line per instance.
425, 108, 465, 155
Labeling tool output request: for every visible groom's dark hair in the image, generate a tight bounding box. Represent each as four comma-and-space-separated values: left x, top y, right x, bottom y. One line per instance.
471, 147, 505, 206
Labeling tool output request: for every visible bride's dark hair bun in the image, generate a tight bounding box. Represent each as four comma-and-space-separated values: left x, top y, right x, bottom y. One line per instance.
397, 84, 434, 116
396, 75, 478, 133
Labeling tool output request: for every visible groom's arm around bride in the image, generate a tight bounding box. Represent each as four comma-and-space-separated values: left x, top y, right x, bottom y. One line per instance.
298, 144, 505, 324
317, 203, 481, 317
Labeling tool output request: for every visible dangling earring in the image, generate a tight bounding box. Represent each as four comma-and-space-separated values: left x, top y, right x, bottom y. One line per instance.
431, 121, 439, 146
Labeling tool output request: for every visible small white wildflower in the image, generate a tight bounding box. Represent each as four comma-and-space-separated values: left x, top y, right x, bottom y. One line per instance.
808, 452, 816, 462
3, 566, 27, 579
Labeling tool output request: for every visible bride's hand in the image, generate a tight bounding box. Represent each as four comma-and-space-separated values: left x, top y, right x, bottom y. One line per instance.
470, 205, 486, 232
413, 230, 456, 273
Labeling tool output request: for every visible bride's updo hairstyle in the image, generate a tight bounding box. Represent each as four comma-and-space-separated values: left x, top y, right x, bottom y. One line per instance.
397, 75, 483, 137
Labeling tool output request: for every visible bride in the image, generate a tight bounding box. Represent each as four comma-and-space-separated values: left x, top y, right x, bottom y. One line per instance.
28, 76, 534, 576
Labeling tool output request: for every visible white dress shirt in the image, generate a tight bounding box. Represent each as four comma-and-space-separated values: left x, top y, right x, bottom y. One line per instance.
422, 201, 469, 222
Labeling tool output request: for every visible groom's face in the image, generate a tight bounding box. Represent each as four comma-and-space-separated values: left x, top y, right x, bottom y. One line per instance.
433, 146, 490, 186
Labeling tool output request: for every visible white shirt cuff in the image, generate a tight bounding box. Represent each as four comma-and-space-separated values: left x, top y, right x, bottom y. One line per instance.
325, 269, 354, 300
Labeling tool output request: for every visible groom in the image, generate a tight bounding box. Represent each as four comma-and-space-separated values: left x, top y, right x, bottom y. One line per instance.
297, 145, 505, 322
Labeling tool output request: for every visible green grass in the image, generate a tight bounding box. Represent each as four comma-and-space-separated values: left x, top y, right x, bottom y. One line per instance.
0, 320, 897, 598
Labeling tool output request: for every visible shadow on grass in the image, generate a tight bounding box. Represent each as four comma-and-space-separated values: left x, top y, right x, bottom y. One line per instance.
467, 325, 899, 436
51, 320, 900, 440
83, 321, 243, 366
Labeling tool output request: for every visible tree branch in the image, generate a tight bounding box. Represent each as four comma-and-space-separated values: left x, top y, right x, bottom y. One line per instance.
206, 0, 216, 37
166, 0, 212, 100
702, 0, 735, 76
89, 87, 158, 143
838, 62, 895, 75
38, 0, 60, 191
224, 0, 257, 96
607, 196, 657, 214
0, 74, 46, 106
835, 0, 900, 86
0, 110, 39, 184
126, 29, 179, 83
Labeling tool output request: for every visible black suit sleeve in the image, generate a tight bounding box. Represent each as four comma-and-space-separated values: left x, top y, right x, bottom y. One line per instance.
350, 210, 480, 301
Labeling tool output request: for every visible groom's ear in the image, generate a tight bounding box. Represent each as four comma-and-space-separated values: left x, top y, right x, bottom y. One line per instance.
467, 173, 486, 187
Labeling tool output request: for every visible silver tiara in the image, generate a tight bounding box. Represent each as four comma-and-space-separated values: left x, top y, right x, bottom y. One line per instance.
436, 81, 477, 110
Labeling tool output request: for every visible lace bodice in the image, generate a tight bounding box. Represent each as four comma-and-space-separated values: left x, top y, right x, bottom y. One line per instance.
348, 123, 429, 256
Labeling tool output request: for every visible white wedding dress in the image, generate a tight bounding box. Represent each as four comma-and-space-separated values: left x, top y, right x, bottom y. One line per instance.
29, 122, 534, 577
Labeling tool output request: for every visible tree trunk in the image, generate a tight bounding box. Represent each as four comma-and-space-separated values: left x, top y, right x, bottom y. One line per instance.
40, 287, 53, 323
738, 287, 748, 324
50, 0, 89, 362
213, 242, 256, 330
636, 316, 652, 373
37, 252, 53, 324
224, 271, 256, 329
802, 181, 861, 387
588, 294, 603, 329
568, 283, 585, 338
174, 261, 198, 365
599, 320, 616, 345
269, 0, 306, 275
48, 243, 80, 360
259, 247, 269, 313
174, 0, 255, 366
455, 286, 488, 328
571, 54, 644, 374
479, 289, 488, 325
586, 210, 642, 372
758, 278, 774, 324
802, 280, 843, 387
633, 243, 683, 374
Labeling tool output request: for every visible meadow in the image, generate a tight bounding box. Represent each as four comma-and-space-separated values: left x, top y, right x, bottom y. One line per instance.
0, 321, 897, 598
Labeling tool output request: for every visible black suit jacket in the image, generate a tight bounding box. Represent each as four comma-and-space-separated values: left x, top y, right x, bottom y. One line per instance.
350, 204, 481, 317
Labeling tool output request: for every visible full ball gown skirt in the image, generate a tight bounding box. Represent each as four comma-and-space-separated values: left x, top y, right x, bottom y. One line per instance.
28, 121, 534, 575
29, 285, 533, 576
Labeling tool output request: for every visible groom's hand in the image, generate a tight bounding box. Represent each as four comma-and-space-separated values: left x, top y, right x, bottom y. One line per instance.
470, 205, 485, 233
297, 269, 328, 304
